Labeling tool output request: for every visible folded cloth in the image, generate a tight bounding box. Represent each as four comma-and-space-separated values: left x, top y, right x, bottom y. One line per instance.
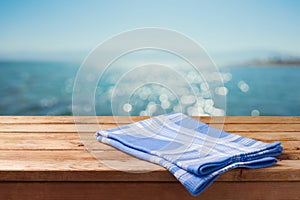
95, 112, 283, 196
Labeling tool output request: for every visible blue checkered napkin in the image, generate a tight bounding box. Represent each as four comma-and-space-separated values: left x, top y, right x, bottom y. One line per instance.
95, 112, 283, 196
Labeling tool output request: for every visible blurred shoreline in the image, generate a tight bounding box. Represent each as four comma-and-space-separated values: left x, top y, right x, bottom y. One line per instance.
244, 57, 300, 67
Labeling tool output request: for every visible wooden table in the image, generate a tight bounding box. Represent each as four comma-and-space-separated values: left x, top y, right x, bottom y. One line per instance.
0, 116, 299, 200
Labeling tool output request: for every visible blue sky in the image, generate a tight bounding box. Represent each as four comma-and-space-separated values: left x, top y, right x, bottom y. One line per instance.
0, 0, 300, 64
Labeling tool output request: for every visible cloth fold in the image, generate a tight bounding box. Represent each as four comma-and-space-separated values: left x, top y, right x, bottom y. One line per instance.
95, 112, 283, 196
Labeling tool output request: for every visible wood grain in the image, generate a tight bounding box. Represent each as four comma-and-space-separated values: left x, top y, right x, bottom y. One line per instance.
1, 123, 300, 132
1, 116, 300, 124
0, 182, 299, 200
0, 116, 299, 200
0, 132, 299, 153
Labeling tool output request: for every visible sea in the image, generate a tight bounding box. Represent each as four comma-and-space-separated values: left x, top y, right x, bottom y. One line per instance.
1, 61, 300, 116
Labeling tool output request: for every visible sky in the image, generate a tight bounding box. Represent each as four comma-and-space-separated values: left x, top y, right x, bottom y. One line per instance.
0, 0, 300, 64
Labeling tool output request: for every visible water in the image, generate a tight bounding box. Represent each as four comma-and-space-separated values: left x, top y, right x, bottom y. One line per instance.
0, 61, 76, 115
0, 61, 300, 116
223, 66, 300, 116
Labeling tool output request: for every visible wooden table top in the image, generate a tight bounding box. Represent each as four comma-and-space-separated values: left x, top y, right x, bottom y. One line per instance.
0, 116, 299, 182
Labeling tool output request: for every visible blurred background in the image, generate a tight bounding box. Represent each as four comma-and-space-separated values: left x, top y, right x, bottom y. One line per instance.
1, 0, 300, 116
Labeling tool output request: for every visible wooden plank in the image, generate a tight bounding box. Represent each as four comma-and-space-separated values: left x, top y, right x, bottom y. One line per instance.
0, 132, 298, 157
278, 153, 300, 160
0, 181, 299, 200
210, 123, 300, 132
1, 116, 300, 124
0, 145, 298, 160
0, 149, 298, 181
0, 133, 79, 139
229, 132, 300, 141
0, 150, 162, 173
0, 161, 299, 182
0, 116, 148, 125
1, 123, 300, 133
1, 131, 299, 141
0, 139, 84, 150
